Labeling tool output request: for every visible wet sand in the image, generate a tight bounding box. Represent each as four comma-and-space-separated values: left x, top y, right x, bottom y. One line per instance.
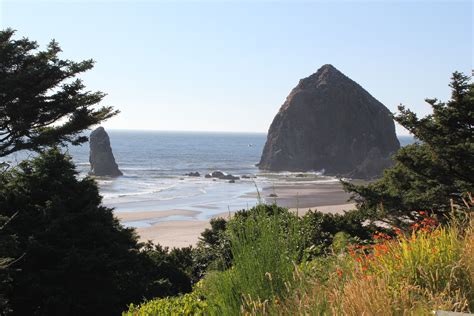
260, 182, 352, 208
115, 181, 356, 248
116, 209, 200, 222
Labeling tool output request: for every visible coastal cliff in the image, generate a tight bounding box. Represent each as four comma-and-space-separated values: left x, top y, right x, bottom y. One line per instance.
258, 64, 400, 179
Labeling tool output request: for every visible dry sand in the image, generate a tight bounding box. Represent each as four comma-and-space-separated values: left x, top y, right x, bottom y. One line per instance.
136, 220, 211, 248
116, 209, 209, 248
289, 203, 356, 216
115, 182, 356, 248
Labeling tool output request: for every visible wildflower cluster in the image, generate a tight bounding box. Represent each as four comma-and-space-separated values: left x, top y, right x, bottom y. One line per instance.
347, 210, 440, 274
410, 210, 438, 232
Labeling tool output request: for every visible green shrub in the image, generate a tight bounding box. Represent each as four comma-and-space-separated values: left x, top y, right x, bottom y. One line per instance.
123, 292, 207, 316
0, 149, 193, 315
300, 209, 373, 257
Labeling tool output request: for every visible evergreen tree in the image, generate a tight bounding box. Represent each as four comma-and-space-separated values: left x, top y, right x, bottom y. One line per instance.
0, 29, 117, 157
344, 72, 474, 226
0, 149, 192, 315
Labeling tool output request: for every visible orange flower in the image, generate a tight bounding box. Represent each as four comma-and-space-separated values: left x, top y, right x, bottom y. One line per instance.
393, 228, 403, 236
410, 223, 420, 229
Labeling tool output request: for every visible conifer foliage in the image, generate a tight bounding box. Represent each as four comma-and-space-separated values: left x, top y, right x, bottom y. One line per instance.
344, 72, 473, 226
0, 30, 192, 315
0, 150, 152, 314
0, 29, 118, 157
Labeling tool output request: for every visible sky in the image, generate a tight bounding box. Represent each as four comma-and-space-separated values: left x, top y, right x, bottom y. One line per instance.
1, 0, 472, 135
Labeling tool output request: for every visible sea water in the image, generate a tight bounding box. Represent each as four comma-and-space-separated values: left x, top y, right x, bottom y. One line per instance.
70, 130, 272, 217
3, 131, 414, 225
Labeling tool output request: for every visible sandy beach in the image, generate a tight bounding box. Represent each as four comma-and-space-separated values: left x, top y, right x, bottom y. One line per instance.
115, 181, 356, 248
116, 209, 210, 248
135, 220, 211, 248
260, 182, 353, 208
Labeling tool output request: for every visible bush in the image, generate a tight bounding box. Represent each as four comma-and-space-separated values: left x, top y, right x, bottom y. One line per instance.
0, 149, 192, 315
191, 204, 371, 277
123, 292, 207, 316
191, 217, 231, 281
300, 209, 373, 258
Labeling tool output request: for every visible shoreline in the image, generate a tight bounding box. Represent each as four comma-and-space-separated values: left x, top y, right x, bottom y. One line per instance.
116, 209, 200, 222
115, 181, 356, 248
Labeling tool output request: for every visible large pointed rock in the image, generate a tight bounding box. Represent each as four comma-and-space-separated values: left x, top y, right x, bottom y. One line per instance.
89, 127, 122, 177
258, 64, 400, 179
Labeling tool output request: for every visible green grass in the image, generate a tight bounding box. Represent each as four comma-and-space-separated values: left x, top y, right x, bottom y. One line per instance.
201, 204, 306, 315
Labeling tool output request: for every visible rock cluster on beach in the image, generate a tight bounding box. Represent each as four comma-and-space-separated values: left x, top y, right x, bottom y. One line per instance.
89, 127, 123, 177
185, 171, 254, 183
185, 172, 201, 177
205, 171, 240, 181
258, 64, 400, 179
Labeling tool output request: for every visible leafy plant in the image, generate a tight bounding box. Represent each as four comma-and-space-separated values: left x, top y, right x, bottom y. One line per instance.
123, 292, 207, 316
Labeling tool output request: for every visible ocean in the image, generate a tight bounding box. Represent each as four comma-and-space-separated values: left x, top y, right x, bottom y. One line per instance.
3, 131, 415, 226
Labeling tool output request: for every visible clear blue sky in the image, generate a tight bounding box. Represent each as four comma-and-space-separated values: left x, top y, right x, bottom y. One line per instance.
1, 1, 472, 135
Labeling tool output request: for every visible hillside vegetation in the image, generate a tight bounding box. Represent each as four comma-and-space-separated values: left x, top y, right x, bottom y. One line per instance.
0, 30, 472, 315
123, 72, 474, 315
124, 201, 473, 315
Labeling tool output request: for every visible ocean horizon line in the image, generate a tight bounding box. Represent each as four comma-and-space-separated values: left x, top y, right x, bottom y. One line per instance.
100, 128, 267, 135
98, 128, 414, 138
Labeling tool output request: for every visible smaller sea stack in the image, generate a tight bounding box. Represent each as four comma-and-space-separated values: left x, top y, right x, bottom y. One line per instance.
89, 127, 122, 177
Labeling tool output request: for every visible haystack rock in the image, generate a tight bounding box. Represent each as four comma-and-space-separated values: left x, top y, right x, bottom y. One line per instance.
89, 127, 123, 177
258, 64, 400, 179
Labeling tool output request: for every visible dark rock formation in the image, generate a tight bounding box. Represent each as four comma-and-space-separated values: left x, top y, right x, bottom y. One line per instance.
205, 171, 225, 178
222, 174, 240, 180
221, 173, 231, 179
185, 172, 201, 177
258, 64, 400, 179
205, 171, 240, 180
89, 127, 122, 177
241, 175, 255, 179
